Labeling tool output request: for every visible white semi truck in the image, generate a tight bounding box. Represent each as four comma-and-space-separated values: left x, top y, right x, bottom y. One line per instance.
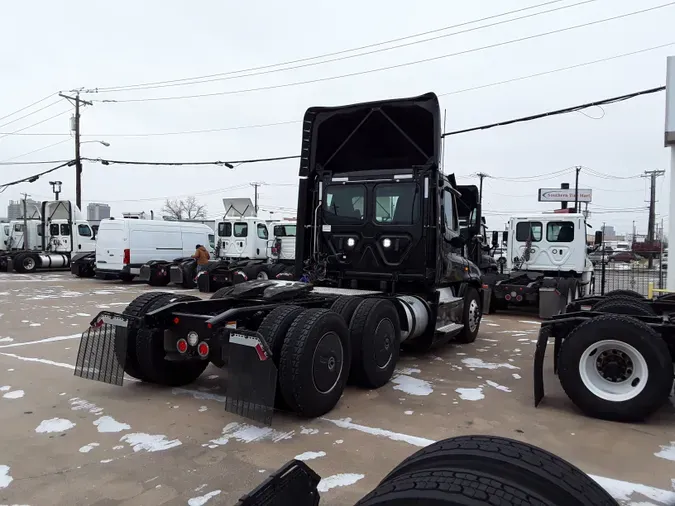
482, 213, 594, 317
2, 200, 96, 273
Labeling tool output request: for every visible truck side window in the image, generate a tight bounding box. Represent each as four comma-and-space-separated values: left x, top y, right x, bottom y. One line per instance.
515, 222, 542, 242
324, 185, 365, 223
218, 222, 232, 237
37, 224, 43, 236
257, 224, 269, 239
14, 224, 23, 232
78, 224, 92, 237
208, 234, 215, 249
443, 190, 457, 232
60, 224, 71, 235
3, 225, 8, 235
234, 222, 248, 238
49, 224, 59, 236
547, 221, 574, 242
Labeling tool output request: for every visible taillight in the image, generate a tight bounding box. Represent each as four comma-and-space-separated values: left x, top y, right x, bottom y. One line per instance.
197, 342, 210, 357
177, 339, 188, 353
123, 249, 130, 265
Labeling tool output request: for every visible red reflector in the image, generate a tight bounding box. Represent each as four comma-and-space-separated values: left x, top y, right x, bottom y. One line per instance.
173, 317, 180, 325
93, 319, 104, 328
482, 284, 488, 289
207, 323, 213, 329
177, 339, 188, 353
505, 295, 511, 301
197, 342, 209, 357
516, 295, 523, 302
123, 248, 130, 265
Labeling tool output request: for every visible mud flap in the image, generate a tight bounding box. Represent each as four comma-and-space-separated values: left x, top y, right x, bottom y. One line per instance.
533, 324, 552, 407
235, 459, 321, 506
226, 329, 277, 425
74, 312, 132, 386
138, 264, 152, 282
553, 335, 563, 375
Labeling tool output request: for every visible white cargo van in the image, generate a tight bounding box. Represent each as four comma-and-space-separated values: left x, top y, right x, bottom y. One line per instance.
95, 218, 213, 282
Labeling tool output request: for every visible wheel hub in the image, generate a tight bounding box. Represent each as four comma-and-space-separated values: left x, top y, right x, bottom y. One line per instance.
312, 331, 343, 394
596, 349, 633, 383
373, 318, 395, 369
468, 299, 480, 333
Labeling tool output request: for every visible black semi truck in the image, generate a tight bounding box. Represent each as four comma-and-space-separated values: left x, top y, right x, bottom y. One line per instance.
74, 92, 485, 423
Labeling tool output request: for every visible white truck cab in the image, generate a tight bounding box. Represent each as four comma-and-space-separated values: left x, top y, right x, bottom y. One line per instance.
215, 217, 270, 261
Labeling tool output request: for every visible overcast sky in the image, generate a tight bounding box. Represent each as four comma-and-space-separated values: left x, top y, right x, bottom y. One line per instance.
0, 0, 673, 235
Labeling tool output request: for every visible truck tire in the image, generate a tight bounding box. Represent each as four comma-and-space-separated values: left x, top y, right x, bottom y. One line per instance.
119, 292, 176, 381
605, 289, 644, 299
330, 296, 364, 326
349, 298, 401, 388
136, 294, 208, 386
147, 266, 171, 287
593, 296, 656, 316
378, 435, 617, 506
211, 286, 236, 299
356, 469, 552, 506
11, 252, 26, 273
558, 314, 673, 422
258, 305, 305, 409
455, 287, 481, 344
120, 273, 135, 283
278, 308, 350, 417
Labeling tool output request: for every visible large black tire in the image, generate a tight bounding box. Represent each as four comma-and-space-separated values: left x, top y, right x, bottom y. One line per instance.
11, 252, 26, 273
135, 294, 209, 386
330, 296, 364, 326
257, 305, 305, 410
455, 287, 481, 344
147, 266, 171, 287
378, 435, 617, 506
357, 469, 553, 505
558, 314, 673, 422
119, 292, 176, 381
348, 298, 401, 388
278, 308, 350, 417
211, 286, 236, 299
593, 296, 656, 316
604, 289, 645, 299
120, 273, 135, 283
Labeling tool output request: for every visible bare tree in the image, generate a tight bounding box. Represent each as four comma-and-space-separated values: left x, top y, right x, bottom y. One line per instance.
161, 196, 207, 221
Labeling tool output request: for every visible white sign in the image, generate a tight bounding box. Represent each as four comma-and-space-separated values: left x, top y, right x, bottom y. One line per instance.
665, 56, 675, 146
538, 188, 592, 203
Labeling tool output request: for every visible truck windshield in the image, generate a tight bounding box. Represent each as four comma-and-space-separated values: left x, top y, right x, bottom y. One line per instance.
374, 183, 419, 224
324, 185, 365, 223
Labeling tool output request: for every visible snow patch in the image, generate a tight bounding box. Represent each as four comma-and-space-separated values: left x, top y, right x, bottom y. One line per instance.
120, 433, 182, 452
486, 380, 511, 393
75, 313, 91, 317
404, 410, 414, 415
654, 442, 675, 461
100, 459, 113, 464
321, 417, 434, 447
94, 416, 130, 433
518, 320, 540, 325
210, 422, 294, 445
188, 490, 221, 506
0, 386, 10, 391
512, 373, 522, 380
0, 465, 12, 489
334, 440, 344, 445
0, 337, 13, 343
396, 367, 421, 375
295, 451, 326, 461
36, 418, 76, 433
317, 473, 365, 493
461, 358, 519, 370
301, 427, 319, 435
70, 397, 104, 415
455, 387, 485, 401
391, 374, 433, 396
3, 389, 24, 399
79, 443, 100, 453
172, 387, 227, 403
198, 406, 208, 412
591, 475, 675, 505
485, 323, 500, 327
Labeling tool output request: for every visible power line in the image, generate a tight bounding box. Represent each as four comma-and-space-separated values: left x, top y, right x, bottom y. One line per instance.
88, 0, 595, 94
0, 160, 74, 193
2, 41, 671, 139
0, 139, 71, 164
442, 86, 665, 137
91, 3, 675, 103
0, 159, 72, 166
0, 93, 57, 123
83, 154, 300, 166
0, 99, 64, 130
0, 109, 71, 142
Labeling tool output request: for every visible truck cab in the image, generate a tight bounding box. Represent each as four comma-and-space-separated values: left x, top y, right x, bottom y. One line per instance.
215, 217, 269, 261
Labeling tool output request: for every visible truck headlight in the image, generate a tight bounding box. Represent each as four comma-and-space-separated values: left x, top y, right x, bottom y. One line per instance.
347, 238, 355, 247
187, 331, 199, 346
382, 238, 392, 248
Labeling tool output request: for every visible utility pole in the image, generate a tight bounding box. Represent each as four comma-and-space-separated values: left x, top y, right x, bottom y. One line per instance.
21, 193, 29, 251
643, 169, 665, 268
59, 91, 92, 210
574, 166, 581, 213
476, 172, 489, 206
251, 182, 261, 214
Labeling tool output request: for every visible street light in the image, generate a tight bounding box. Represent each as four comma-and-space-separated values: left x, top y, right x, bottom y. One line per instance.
49, 181, 62, 200
81, 140, 110, 147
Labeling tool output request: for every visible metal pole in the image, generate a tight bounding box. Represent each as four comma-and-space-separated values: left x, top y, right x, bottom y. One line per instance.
574, 166, 581, 212
74, 94, 82, 210
21, 194, 29, 251
668, 147, 675, 290
659, 217, 664, 288
600, 222, 606, 295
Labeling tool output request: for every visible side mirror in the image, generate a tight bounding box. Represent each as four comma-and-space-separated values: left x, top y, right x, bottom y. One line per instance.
503, 231, 508, 244
491, 231, 498, 247
594, 230, 603, 245
449, 236, 465, 248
